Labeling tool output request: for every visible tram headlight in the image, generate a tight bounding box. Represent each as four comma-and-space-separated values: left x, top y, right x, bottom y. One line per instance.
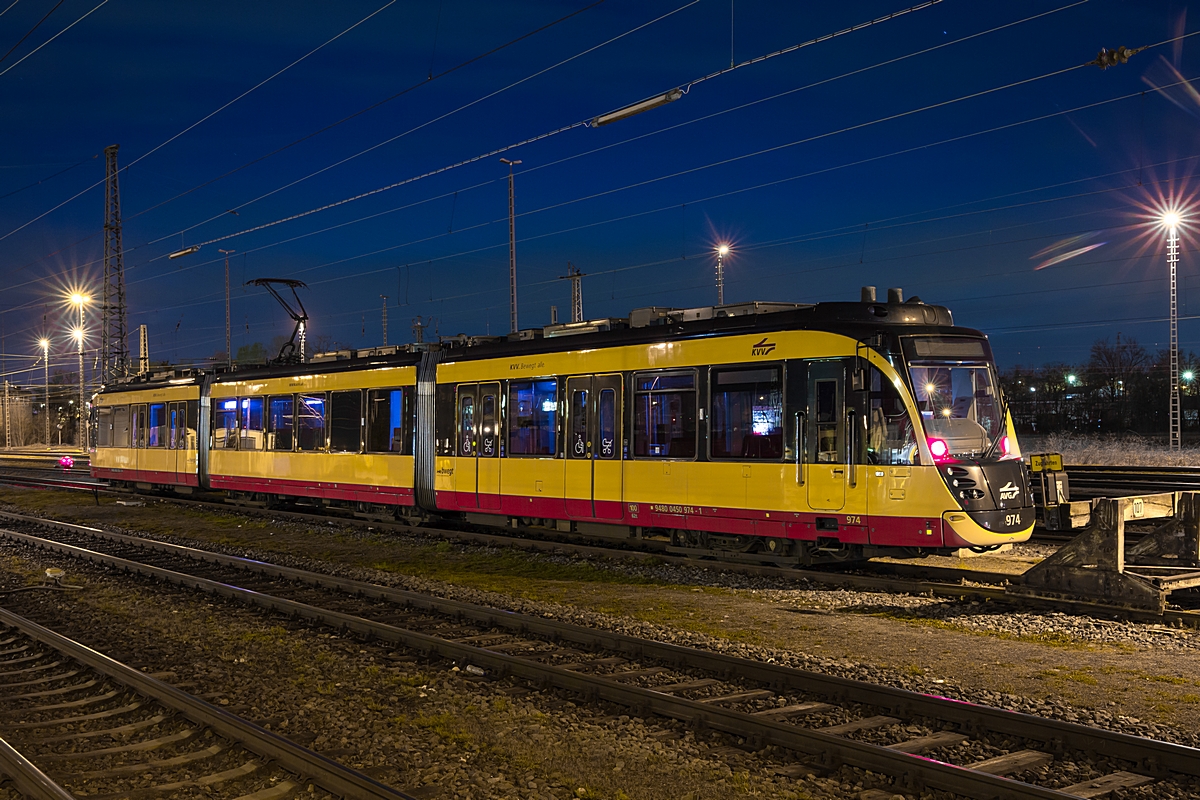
927, 437, 950, 461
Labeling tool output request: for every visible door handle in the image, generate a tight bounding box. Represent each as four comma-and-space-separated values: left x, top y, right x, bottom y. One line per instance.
794, 412, 805, 486
833, 468, 845, 475
846, 409, 858, 488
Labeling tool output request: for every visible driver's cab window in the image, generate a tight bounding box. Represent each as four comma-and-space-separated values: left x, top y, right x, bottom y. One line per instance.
868, 367, 918, 465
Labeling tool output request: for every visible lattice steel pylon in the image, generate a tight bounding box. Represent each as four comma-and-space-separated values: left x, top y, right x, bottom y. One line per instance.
559, 263, 585, 323
1170, 224, 1181, 451
100, 144, 128, 385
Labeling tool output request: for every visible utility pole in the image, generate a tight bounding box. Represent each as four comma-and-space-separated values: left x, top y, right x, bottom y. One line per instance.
3, 381, 9, 450
559, 263, 585, 323
219, 249, 234, 369
499, 157, 522, 334
380, 295, 388, 345
101, 144, 128, 386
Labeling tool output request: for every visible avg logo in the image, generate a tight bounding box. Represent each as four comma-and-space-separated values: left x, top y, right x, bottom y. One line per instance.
751, 337, 776, 356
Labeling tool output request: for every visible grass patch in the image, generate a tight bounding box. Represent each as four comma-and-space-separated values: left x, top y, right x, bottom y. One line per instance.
412, 713, 473, 746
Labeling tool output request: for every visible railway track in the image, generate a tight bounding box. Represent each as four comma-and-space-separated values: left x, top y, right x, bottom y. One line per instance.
0, 595, 412, 799
1, 511, 1198, 798
13, 465, 1200, 625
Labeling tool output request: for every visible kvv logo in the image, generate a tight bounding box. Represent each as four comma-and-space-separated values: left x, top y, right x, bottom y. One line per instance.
751, 337, 776, 356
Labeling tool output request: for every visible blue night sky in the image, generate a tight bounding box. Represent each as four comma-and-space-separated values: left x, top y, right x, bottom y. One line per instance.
1, 0, 1197, 380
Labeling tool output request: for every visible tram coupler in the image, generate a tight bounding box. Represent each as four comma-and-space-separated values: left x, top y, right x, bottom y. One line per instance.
1010, 491, 1200, 613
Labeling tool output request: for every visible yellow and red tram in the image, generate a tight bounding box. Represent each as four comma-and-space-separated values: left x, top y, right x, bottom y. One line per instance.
92, 294, 1034, 563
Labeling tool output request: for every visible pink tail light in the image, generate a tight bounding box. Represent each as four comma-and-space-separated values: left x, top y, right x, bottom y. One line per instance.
927, 437, 950, 461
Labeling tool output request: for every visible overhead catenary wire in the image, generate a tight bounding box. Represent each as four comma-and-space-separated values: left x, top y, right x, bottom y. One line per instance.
0, 0, 402, 244
9, 63, 1200, 345
0, 0, 610, 285
221, 70, 1200, 295
166, 0, 706, 249
0, 1, 1082, 295
0, 0, 104, 79
0, 0, 62, 65
180, 9, 1197, 267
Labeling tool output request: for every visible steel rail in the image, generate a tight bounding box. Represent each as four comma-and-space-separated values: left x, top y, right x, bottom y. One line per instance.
0, 524, 1082, 800
0, 602, 415, 800
5, 517, 1200, 795
0, 736, 76, 800
3, 506, 1189, 629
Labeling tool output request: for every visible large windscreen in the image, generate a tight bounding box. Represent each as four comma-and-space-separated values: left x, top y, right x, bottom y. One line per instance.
904, 337, 1004, 459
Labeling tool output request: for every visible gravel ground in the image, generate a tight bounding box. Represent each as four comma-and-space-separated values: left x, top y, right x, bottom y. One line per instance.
0, 540, 958, 800
5, 492, 1200, 795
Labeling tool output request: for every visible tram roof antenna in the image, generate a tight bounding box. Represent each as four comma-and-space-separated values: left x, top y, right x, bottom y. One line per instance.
247, 278, 309, 365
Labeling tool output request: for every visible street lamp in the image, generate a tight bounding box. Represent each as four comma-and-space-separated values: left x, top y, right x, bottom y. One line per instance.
68, 293, 90, 451
1066, 374, 1077, 386
39, 338, 49, 447
71, 328, 85, 451
715, 244, 731, 305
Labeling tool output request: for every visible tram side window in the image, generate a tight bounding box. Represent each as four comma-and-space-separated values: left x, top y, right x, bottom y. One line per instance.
186, 400, 199, 450
598, 388, 617, 459
268, 396, 294, 451
147, 403, 167, 447
633, 372, 696, 459
366, 388, 412, 454
213, 399, 238, 449
436, 384, 456, 456
508, 380, 557, 456
97, 407, 113, 447
297, 394, 327, 451
459, 394, 475, 456
329, 390, 362, 453
240, 397, 264, 451
868, 367, 918, 465
710, 366, 783, 460
114, 406, 130, 447
133, 405, 147, 448
479, 392, 498, 458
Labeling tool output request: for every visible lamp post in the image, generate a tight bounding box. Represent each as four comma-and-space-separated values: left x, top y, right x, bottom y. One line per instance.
72, 328, 84, 451
68, 293, 89, 451
39, 339, 49, 447
219, 248, 234, 370
1164, 211, 1182, 451
715, 244, 730, 306
499, 157, 522, 334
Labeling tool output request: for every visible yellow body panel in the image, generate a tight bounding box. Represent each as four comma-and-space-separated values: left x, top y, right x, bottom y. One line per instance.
210, 365, 415, 399
499, 457, 564, 507
210, 449, 413, 488
944, 510, 1034, 546
440, 331, 851, 382
93, 385, 199, 478
96, 384, 199, 407
624, 460, 688, 506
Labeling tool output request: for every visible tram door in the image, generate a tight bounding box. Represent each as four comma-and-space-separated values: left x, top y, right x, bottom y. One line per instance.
807, 362, 846, 511
565, 375, 623, 519
169, 402, 185, 483
455, 383, 501, 510
476, 383, 501, 509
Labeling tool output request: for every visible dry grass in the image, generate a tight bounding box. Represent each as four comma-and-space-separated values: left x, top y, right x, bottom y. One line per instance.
1036, 433, 1200, 467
